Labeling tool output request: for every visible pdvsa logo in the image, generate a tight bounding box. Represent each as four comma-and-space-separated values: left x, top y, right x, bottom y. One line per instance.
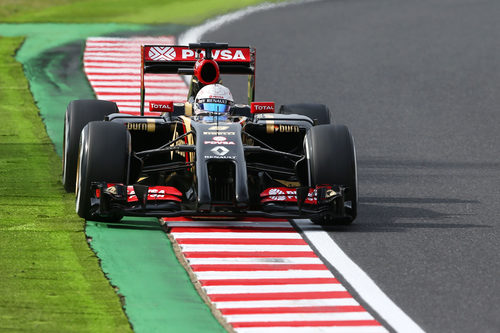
181, 49, 247, 61
149, 47, 176, 61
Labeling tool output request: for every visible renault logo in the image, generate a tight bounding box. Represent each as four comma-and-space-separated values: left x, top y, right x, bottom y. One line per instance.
211, 146, 229, 156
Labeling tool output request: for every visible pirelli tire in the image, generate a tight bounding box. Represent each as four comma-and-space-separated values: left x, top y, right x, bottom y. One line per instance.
62, 99, 119, 192
305, 124, 358, 224
279, 103, 332, 125
75, 121, 130, 222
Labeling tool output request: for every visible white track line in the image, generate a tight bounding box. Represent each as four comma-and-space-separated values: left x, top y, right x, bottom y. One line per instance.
294, 219, 425, 333
235, 327, 388, 333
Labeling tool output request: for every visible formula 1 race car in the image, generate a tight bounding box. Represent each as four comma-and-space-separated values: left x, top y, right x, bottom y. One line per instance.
62, 42, 358, 224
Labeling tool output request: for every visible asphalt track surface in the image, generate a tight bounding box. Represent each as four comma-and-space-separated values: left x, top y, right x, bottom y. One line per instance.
203, 1, 500, 332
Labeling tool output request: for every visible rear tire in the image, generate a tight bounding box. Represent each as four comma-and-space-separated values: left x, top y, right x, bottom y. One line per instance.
280, 103, 332, 125
76, 121, 130, 222
305, 124, 357, 224
63, 100, 119, 192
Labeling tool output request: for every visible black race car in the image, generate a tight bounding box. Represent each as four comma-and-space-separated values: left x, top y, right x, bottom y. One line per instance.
62, 42, 358, 224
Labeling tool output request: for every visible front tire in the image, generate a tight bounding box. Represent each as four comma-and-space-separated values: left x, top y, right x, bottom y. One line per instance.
305, 124, 357, 224
76, 121, 130, 222
63, 100, 119, 192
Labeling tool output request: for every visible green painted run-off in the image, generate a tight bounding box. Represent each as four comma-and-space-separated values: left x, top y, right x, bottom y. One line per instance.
0, 24, 225, 332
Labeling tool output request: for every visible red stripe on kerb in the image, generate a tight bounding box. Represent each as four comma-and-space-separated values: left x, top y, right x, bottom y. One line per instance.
231, 320, 382, 328
177, 238, 307, 245
184, 251, 317, 258
209, 291, 351, 301
220, 305, 365, 315
200, 278, 339, 286
171, 227, 296, 233
192, 264, 327, 272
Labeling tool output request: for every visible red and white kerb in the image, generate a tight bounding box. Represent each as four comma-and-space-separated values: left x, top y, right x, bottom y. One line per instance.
84, 36, 189, 115
163, 217, 388, 333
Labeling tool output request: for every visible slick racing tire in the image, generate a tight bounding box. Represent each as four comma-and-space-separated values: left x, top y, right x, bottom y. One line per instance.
279, 103, 332, 125
63, 100, 119, 192
76, 121, 130, 222
305, 124, 357, 224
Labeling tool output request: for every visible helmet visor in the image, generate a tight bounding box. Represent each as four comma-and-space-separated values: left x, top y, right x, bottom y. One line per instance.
196, 103, 231, 114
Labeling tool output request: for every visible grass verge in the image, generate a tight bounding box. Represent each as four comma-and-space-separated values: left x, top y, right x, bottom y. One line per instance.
0, 0, 280, 24
0, 36, 132, 332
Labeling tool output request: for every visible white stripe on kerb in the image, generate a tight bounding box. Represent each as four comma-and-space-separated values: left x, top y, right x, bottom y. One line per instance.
187, 257, 322, 265
204, 284, 345, 295
196, 270, 333, 280
215, 298, 360, 309
173, 232, 301, 239
179, 244, 312, 252
85, 68, 140, 74
93, 87, 188, 94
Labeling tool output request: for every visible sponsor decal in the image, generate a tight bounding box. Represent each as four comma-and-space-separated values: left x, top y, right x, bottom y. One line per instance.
148, 46, 176, 61
181, 48, 247, 61
273, 124, 300, 133
204, 155, 236, 160
126, 121, 155, 132
145, 46, 250, 62
212, 136, 226, 142
126, 186, 182, 202
210, 146, 229, 156
204, 140, 235, 145
269, 188, 286, 201
208, 125, 229, 130
204, 146, 236, 159
149, 101, 173, 112
251, 102, 275, 114
261, 187, 317, 204
203, 131, 236, 136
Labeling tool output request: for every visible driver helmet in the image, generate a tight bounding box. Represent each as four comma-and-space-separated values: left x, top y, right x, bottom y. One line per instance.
194, 84, 234, 116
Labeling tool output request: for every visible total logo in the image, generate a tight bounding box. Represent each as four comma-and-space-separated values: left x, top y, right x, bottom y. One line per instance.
149, 101, 173, 112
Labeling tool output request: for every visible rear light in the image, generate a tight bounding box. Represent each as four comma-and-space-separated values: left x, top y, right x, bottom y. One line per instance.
251, 102, 275, 114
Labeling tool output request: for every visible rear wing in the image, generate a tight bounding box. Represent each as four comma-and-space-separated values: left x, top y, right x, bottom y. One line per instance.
140, 44, 256, 115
